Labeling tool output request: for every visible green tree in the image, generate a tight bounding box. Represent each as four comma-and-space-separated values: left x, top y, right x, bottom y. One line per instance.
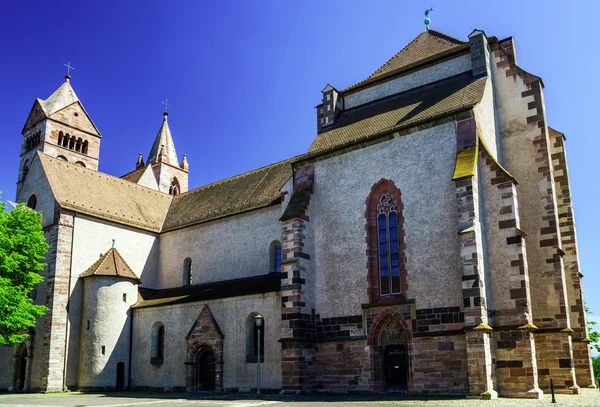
587, 305, 600, 353
593, 357, 599, 379
0, 196, 48, 345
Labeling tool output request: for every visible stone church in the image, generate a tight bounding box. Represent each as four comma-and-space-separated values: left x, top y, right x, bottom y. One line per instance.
0, 27, 595, 399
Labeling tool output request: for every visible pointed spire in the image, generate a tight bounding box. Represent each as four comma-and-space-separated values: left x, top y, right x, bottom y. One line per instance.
136, 153, 145, 169
147, 112, 179, 166
180, 154, 189, 171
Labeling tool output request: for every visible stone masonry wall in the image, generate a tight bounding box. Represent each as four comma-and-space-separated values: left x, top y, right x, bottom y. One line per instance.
280, 164, 316, 391
36, 210, 74, 391
548, 129, 595, 388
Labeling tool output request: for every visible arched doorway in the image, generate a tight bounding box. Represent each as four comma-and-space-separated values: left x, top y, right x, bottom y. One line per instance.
116, 362, 125, 390
194, 349, 216, 391
368, 310, 412, 393
380, 318, 409, 392
13, 344, 27, 391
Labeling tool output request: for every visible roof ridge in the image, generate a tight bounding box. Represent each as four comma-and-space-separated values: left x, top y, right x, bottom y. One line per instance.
426, 29, 466, 45
174, 154, 303, 198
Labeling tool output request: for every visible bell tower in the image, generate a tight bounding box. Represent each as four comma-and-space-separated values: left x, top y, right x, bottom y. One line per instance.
18, 75, 102, 195
145, 112, 188, 195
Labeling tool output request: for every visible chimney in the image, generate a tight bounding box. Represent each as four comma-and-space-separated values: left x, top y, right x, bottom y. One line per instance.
468, 30, 491, 79
317, 84, 343, 132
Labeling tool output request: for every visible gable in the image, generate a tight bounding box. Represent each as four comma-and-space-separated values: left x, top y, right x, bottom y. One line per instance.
48, 102, 101, 137
16, 153, 57, 228
121, 165, 160, 191
185, 305, 223, 340
344, 30, 469, 93
22, 99, 48, 133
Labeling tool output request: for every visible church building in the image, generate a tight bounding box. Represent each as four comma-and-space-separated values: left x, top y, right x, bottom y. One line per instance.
0, 27, 595, 399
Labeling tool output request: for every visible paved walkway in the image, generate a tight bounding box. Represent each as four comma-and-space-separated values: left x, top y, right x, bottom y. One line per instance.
0, 389, 598, 407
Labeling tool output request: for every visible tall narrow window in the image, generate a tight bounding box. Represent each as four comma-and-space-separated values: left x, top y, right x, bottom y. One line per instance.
269, 241, 282, 273
151, 322, 165, 365
377, 193, 401, 295
82, 140, 89, 154
366, 180, 406, 302
183, 257, 192, 286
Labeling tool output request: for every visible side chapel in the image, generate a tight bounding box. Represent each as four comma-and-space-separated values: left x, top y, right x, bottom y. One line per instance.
1, 27, 595, 399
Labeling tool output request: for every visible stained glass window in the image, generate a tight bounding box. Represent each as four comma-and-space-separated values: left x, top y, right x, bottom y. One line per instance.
377, 193, 401, 295
274, 244, 282, 273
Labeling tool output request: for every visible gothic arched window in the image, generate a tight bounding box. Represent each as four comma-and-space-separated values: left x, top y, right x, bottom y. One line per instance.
366, 179, 406, 302
169, 178, 180, 196
26, 194, 37, 210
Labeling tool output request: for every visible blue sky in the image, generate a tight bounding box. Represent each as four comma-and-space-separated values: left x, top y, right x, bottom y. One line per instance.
1, 1, 598, 348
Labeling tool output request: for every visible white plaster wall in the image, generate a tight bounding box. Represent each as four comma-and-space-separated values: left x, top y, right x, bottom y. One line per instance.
136, 166, 159, 190
158, 178, 293, 289
65, 215, 159, 387
311, 122, 462, 317
131, 293, 282, 390
71, 216, 160, 288
78, 277, 137, 388
474, 79, 500, 158
16, 155, 56, 228
344, 55, 472, 109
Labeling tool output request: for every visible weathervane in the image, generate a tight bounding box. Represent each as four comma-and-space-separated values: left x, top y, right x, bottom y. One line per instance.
63, 61, 75, 76
424, 7, 433, 30
161, 99, 171, 112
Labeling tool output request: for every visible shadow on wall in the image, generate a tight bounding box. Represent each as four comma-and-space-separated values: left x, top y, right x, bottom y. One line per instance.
140, 239, 160, 290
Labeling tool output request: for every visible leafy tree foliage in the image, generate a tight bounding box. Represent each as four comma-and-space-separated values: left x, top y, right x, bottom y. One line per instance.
587, 304, 600, 353
593, 357, 599, 379
0, 197, 48, 345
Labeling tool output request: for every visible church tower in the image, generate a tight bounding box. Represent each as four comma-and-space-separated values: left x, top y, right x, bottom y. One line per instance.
145, 112, 188, 195
17, 75, 102, 196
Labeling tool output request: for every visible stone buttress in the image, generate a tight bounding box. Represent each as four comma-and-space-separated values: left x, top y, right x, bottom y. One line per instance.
279, 165, 316, 391
490, 36, 579, 394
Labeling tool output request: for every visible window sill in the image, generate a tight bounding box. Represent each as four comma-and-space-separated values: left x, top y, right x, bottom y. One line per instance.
245, 355, 265, 363
150, 357, 163, 366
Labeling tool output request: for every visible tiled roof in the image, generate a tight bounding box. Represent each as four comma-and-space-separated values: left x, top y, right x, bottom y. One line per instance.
134, 274, 280, 308
147, 113, 179, 166
37, 153, 172, 232
309, 73, 487, 153
162, 157, 297, 232
80, 247, 141, 283
344, 30, 468, 93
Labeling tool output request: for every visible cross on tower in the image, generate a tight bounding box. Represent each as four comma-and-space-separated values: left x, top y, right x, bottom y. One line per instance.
63, 61, 75, 75
161, 99, 171, 112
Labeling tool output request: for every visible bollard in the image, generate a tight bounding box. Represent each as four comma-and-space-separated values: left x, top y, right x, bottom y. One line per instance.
550, 378, 556, 403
